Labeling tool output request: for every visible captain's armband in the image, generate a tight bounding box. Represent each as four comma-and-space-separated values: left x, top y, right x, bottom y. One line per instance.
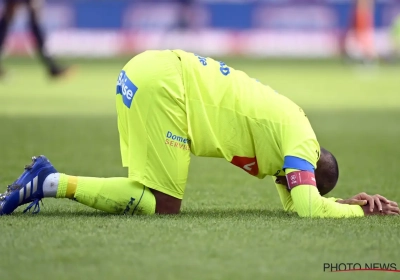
286, 171, 316, 191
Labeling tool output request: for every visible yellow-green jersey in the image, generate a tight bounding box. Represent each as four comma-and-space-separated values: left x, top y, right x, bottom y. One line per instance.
174, 50, 319, 177
117, 49, 364, 218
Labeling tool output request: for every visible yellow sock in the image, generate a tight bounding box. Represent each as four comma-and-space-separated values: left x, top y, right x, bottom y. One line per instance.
56, 174, 77, 199
56, 174, 155, 215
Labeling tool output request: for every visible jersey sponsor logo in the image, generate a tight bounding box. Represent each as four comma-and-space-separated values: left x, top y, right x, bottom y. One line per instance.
193, 53, 230, 76
116, 70, 138, 109
219, 61, 230, 76
231, 156, 259, 176
165, 131, 190, 150
194, 54, 207, 65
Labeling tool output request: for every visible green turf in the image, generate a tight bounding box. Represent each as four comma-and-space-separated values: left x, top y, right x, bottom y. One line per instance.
0, 57, 400, 280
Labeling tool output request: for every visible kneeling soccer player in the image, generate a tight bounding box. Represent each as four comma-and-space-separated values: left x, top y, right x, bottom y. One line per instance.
1, 50, 399, 217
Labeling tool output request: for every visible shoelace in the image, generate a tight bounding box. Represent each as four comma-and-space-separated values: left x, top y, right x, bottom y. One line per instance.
23, 199, 43, 214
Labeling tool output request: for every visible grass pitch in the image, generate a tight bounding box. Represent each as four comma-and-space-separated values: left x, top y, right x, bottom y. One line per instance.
0, 57, 399, 280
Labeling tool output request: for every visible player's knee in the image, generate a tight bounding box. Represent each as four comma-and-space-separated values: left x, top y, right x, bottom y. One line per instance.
150, 189, 182, 214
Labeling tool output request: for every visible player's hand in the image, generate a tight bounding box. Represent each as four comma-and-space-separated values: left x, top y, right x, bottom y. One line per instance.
349, 192, 399, 215
362, 200, 400, 216
336, 198, 368, 206
350, 192, 390, 213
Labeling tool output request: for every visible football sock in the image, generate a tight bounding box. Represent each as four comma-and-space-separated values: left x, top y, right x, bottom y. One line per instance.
44, 173, 156, 215
42, 173, 60, 197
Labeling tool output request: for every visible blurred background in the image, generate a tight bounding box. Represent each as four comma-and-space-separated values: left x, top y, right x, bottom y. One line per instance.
0, 0, 399, 61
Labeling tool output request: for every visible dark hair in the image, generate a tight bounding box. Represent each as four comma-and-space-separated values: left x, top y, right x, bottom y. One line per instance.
315, 147, 339, 196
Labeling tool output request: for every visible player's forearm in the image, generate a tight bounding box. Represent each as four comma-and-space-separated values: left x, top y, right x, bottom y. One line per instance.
274, 175, 339, 212
274, 182, 295, 212
275, 182, 341, 212
291, 186, 364, 218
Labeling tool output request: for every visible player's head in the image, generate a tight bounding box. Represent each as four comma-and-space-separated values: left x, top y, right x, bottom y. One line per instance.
315, 147, 339, 196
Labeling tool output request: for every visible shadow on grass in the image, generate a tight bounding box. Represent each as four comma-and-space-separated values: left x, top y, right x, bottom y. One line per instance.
10, 210, 115, 218
9, 208, 298, 219
180, 208, 297, 219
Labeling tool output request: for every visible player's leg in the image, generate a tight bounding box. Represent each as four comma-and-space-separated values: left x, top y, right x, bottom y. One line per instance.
0, 51, 189, 216
116, 50, 190, 214
26, 0, 68, 77
0, 156, 156, 215
0, 0, 19, 75
63, 50, 191, 215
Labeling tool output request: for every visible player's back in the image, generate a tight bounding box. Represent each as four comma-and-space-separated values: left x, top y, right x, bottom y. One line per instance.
173, 50, 319, 178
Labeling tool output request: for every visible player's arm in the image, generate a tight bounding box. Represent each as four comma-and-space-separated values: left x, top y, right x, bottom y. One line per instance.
273, 176, 342, 213
286, 168, 364, 218
273, 177, 295, 212
279, 106, 364, 217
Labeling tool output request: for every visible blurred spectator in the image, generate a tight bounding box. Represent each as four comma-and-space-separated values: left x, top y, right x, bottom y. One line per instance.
0, 0, 69, 78
345, 0, 377, 63
177, 0, 195, 30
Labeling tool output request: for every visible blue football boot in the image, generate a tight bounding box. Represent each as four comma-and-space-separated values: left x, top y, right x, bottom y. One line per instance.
0, 156, 57, 215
